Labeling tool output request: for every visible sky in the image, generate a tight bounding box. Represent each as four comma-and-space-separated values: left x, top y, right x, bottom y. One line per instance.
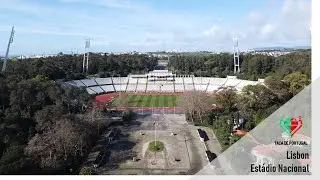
0, 0, 311, 55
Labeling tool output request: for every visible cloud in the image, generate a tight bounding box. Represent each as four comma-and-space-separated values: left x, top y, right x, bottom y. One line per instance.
202, 25, 232, 42
59, 0, 148, 10
242, 0, 310, 45
0, 0, 311, 54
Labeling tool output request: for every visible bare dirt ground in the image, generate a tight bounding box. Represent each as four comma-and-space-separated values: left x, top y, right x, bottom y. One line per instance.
86, 114, 221, 175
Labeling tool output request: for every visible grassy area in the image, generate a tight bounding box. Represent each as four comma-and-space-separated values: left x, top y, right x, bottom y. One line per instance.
111, 94, 179, 107
148, 141, 164, 152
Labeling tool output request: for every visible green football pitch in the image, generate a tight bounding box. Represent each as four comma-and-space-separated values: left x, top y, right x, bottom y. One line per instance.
111, 94, 179, 107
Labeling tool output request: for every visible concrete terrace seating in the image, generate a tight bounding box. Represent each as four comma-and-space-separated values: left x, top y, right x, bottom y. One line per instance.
161, 84, 174, 92
128, 78, 138, 84
236, 80, 256, 90
66, 75, 263, 94
193, 77, 210, 84
184, 84, 195, 91
174, 78, 184, 84
223, 79, 242, 87
112, 77, 129, 84
206, 85, 221, 92
147, 84, 160, 92
194, 85, 208, 91
166, 77, 174, 81
95, 78, 113, 85
126, 84, 137, 91
184, 77, 193, 84
81, 79, 97, 87
100, 85, 115, 93
90, 86, 105, 93
73, 80, 86, 87
136, 84, 146, 92
174, 84, 184, 92
209, 78, 227, 86
113, 84, 127, 91
111, 77, 121, 84
120, 77, 129, 84
86, 88, 97, 94
138, 78, 148, 84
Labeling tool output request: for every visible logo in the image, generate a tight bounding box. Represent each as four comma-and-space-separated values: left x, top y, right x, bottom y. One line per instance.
280, 116, 303, 137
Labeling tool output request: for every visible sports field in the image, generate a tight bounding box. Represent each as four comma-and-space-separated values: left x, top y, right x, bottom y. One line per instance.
111, 94, 179, 107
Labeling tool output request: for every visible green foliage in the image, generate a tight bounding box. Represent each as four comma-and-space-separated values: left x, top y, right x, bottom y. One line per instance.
168, 51, 311, 80
0, 145, 27, 175
284, 72, 310, 95
79, 167, 92, 175
0, 51, 311, 174
32, 75, 49, 82
123, 109, 133, 122
212, 116, 232, 150
4, 54, 158, 80
215, 87, 238, 113
211, 72, 310, 151
148, 141, 164, 152
0, 73, 93, 174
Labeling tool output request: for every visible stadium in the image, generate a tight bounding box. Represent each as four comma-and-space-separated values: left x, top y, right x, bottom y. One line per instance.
0, 0, 311, 176
65, 69, 264, 110
63, 64, 265, 174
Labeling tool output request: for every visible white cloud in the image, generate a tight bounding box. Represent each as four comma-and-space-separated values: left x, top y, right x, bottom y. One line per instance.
241, 0, 310, 46
0, 0, 311, 54
260, 24, 277, 39
203, 25, 232, 41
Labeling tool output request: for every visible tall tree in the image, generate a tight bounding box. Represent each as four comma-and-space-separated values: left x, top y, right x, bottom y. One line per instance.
283, 72, 310, 95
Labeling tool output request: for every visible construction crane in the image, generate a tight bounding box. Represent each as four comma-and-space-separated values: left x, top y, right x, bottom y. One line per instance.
1, 26, 15, 72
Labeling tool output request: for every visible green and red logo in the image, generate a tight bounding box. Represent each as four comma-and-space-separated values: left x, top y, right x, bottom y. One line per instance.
280, 116, 303, 137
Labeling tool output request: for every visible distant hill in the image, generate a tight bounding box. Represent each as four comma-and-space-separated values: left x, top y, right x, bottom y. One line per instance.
252, 46, 311, 52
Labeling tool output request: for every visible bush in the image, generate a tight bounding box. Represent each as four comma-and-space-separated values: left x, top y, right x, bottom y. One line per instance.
79, 167, 92, 175
123, 109, 133, 122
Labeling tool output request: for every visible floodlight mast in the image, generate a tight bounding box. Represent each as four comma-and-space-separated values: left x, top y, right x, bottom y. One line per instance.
1, 26, 15, 72
83, 38, 90, 73
233, 37, 240, 74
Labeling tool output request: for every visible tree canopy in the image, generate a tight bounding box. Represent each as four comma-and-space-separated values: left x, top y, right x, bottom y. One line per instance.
0, 50, 311, 174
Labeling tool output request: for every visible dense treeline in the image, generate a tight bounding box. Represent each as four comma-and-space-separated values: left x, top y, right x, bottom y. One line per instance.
0, 73, 107, 174
168, 50, 311, 80
1, 53, 158, 81
205, 72, 309, 150
1, 51, 310, 81
178, 71, 310, 150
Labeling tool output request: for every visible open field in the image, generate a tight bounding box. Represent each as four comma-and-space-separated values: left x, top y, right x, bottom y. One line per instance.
111, 94, 179, 107
96, 93, 218, 109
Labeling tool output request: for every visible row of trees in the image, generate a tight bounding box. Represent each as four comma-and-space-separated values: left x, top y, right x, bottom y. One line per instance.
1, 54, 158, 81
1, 50, 311, 82
168, 50, 311, 80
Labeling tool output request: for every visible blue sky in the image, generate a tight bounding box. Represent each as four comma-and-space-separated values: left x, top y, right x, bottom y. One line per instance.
0, 0, 311, 55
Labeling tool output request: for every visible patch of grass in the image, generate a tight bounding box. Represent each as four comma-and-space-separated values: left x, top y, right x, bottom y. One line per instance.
155, 95, 160, 107
110, 94, 216, 108
111, 94, 179, 107
148, 141, 164, 152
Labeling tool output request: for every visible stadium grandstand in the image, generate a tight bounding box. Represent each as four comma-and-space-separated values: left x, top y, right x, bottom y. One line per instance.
64, 70, 264, 95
